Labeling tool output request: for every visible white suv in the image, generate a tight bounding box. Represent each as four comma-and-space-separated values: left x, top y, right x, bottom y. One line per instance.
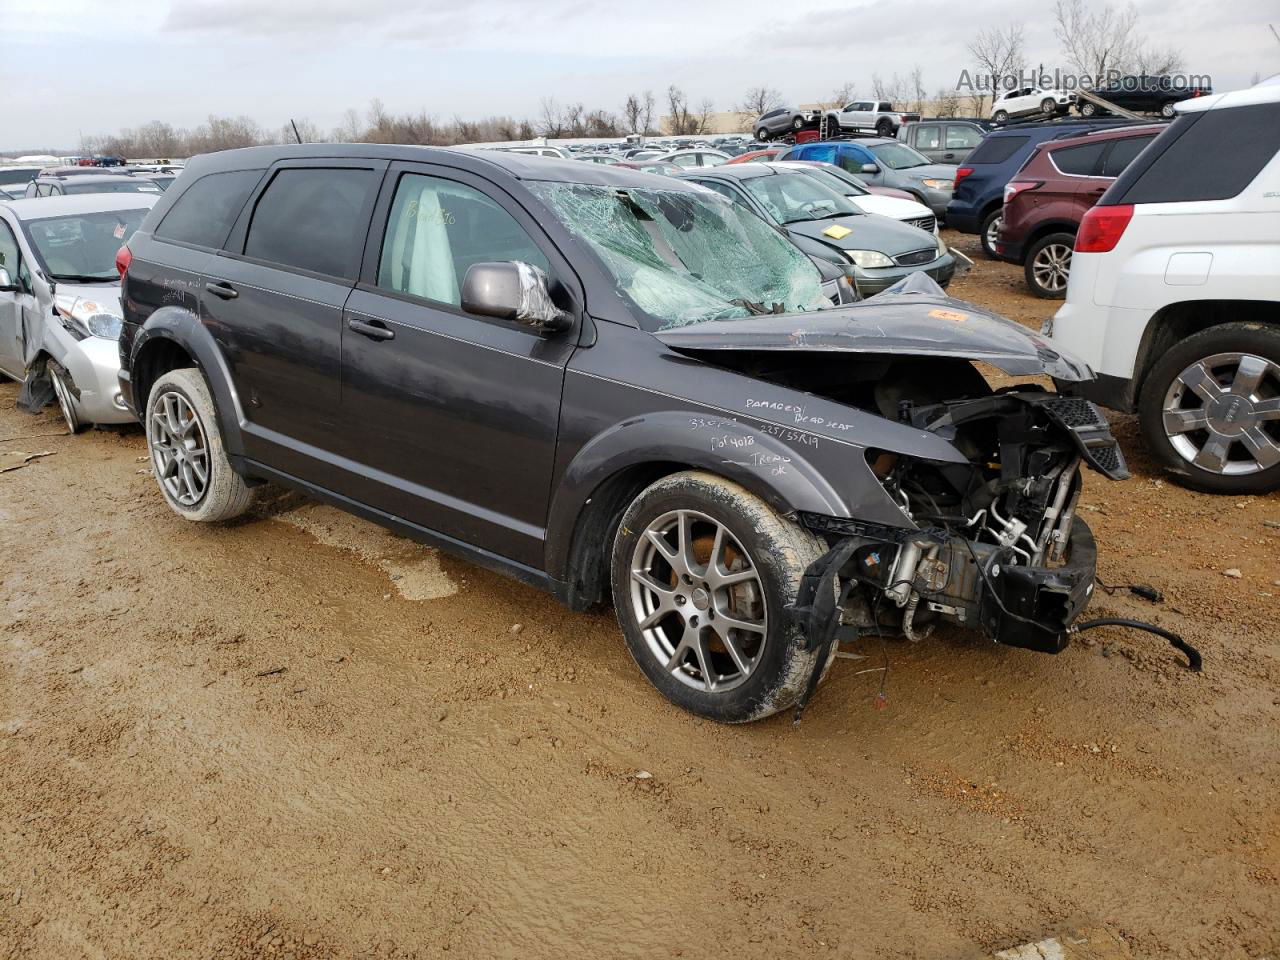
1048, 79, 1280, 494
990, 87, 1074, 124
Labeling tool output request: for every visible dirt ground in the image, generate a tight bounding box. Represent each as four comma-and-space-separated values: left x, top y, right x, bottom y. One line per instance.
1, 231, 1277, 960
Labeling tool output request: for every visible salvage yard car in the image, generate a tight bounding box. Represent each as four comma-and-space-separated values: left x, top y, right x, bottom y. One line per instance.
117, 145, 1125, 722
0, 194, 157, 432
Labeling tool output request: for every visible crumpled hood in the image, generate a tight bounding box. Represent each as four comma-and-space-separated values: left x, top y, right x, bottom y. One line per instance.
654, 273, 1094, 381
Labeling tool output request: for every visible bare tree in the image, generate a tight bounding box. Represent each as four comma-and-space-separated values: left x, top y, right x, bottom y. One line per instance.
909, 65, 927, 114
871, 72, 909, 104
737, 86, 783, 125
933, 87, 962, 118
622, 93, 645, 134
539, 98, 565, 138
696, 98, 716, 134
666, 85, 699, 136
967, 24, 1025, 114
640, 90, 656, 134
826, 81, 857, 110
335, 109, 363, 142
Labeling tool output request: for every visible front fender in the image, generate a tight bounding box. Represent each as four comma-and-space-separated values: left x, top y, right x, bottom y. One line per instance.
131, 306, 248, 457
545, 410, 887, 583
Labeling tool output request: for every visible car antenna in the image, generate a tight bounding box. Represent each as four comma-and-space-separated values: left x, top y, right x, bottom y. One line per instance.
290, 119, 304, 144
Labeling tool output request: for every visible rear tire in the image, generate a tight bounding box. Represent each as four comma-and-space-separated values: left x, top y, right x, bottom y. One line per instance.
1080, 102, 1098, 117
993, 109, 1009, 124
1137, 324, 1280, 494
610, 471, 833, 723
1041, 98, 1057, 115
1160, 101, 1177, 118
875, 119, 894, 137
1024, 232, 1075, 299
792, 116, 805, 131
756, 127, 770, 142
146, 368, 254, 522
979, 208, 1003, 259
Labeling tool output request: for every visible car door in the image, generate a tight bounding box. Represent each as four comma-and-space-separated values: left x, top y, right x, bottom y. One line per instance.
912, 124, 943, 163
834, 144, 883, 185
202, 159, 386, 478
941, 123, 981, 164
0, 217, 25, 376
337, 162, 582, 567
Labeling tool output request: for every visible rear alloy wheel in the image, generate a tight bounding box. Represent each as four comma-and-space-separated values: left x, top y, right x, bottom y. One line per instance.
48, 364, 86, 434
1080, 102, 1098, 117
994, 109, 1009, 124
980, 209, 1003, 259
1041, 98, 1057, 115
1161, 101, 1177, 118
611, 471, 832, 723
147, 368, 254, 521
1024, 232, 1074, 299
1139, 324, 1280, 494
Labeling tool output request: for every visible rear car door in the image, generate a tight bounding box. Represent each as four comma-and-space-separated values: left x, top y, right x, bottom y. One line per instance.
1048, 139, 1112, 214
0, 218, 24, 375
205, 160, 385, 478
337, 162, 581, 567
942, 124, 981, 163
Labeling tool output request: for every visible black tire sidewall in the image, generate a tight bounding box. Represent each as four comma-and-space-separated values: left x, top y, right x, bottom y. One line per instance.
1024, 232, 1074, 299
980, 209, 1003, 259
994, 110, 1008, 124
1138, 323, 1280, 494
610, 472, 828, 723
756, 128, 769, 141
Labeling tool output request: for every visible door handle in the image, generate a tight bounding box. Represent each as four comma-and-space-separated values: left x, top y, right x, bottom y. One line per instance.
205, 281, 238, 300
348, 317, 395, 341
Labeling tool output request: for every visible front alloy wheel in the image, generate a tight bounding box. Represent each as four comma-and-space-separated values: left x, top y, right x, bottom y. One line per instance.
149, 390, 210, 507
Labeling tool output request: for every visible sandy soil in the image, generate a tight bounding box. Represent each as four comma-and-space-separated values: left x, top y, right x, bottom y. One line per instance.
1, 233, 1277, 960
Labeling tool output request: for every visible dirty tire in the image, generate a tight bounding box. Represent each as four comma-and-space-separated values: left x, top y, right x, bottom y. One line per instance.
979, 208, 1004, 259
49, 364, 86, 434
146, 368, 253, 522
611, 471, 833, 724
1137, 323, 1280, 495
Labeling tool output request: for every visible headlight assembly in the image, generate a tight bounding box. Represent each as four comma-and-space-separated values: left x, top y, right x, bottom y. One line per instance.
844, 249, 895, 269
54, 294, 123, 340
921, 178, 954, 190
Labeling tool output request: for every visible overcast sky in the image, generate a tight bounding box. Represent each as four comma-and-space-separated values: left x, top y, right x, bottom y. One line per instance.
4, 0, 1277, 150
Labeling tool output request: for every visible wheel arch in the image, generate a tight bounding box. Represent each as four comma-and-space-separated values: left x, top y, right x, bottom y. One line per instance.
1132, 300, 1280, 407
130, 306, 248, 457
1025, 221, 1078, 251
545, 413, 850, 610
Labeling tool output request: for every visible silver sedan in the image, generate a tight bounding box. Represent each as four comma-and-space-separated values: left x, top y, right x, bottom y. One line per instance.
0, 193, 157, 431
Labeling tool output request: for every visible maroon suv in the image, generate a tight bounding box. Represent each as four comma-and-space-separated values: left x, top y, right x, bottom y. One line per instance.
994, 125, 1162, 298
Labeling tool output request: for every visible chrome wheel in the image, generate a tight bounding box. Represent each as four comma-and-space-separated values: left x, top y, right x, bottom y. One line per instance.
628, 509, 766, 694
1163, 353, 1280, 476
148, 390, 210, 506
49, 367, 80, 433
1031, 242, 1073, 294
985, 215, 1002, 249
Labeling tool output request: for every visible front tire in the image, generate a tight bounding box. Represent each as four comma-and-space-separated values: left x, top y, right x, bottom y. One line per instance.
1138, 324, 1280, 494
993, 109, 1009, 124
1041, 98, 1057, 115
1160, 101, 1177, 118
792, 115, 805, 131
755, 127, 770, 142
610, 471, 832, 723
146, 368, 254, 521
979, 208, 1003, 259
49, 364, 86, 434
1024, 232, 1075, 299
1080, 102, 1098, 117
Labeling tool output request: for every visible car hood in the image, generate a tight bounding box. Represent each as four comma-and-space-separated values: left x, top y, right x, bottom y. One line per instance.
786, 213, 940, 258
51, 280, 124, 314
654, 273, 1093, 381
850, 194, 933, 221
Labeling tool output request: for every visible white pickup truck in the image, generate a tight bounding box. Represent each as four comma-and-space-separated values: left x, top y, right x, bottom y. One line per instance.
825, 101, 922, 137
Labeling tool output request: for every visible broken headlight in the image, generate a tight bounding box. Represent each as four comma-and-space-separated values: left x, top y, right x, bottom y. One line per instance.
54, 293, 123, 340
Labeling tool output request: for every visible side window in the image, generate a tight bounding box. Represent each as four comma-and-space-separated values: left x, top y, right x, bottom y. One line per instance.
24, 183, 37, 198
946, 126, 981, 149
155, 169, 263, 249
1100, 135, 1156, 177
801, 144, 836, 164
878, 102, 891, 112
915, 125, 941, 150
836, 145, 873, 173
0, 223, 19, 280
243, 167, 378, 279
692, 180, 740, 203
376, 173, 549, 311
1051, 141, 1108, 176
670, 153, 699, 168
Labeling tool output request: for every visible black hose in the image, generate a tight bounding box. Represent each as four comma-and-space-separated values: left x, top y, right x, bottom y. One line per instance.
1071, 617, 1202, 672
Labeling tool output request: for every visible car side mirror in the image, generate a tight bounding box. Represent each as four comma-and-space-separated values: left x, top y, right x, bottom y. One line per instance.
460, 261, 571, 335
0, 267, 17, 292
860, 163, 880, 174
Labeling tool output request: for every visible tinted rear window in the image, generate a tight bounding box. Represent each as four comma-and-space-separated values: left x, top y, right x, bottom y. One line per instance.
154, 169, 263, 249
1100, 135, 1156, 177
243, 167, 378, 279
1112, 104, 1280, 204
965, 135, 1029, 165
1051, 141, 1107, 176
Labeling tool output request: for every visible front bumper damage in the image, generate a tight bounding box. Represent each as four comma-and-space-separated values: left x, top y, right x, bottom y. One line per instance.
787, 391, 1127, 715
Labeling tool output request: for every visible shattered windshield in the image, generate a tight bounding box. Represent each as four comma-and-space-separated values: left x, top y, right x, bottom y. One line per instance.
739, 173, 858, 224
530, 181, 828, 330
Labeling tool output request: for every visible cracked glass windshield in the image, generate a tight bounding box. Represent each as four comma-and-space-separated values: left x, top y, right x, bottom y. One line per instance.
531, 181, 828, 330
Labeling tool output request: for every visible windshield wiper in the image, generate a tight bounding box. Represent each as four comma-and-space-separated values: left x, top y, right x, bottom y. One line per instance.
48, 273, 116, 283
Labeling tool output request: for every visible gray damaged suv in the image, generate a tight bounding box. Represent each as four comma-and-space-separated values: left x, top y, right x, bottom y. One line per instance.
118, 145, 1125, 723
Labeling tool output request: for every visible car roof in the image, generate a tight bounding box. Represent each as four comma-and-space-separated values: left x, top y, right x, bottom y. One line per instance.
37, 173, 142, 184
680, 163, 792, 181
2, 193, 159, 219
183, 143, 710, 193
1039, 124, 1165, 149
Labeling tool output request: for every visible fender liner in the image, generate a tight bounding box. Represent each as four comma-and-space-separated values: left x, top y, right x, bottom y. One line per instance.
544, 410, 850, 586
130, 307, 248, 457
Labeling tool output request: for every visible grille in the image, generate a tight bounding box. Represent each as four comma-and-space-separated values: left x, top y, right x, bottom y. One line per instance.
905, 216, 936, 233
1043, 397, 1106, 428
1091, 445, 1123, 474
895, 248, 938, 266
